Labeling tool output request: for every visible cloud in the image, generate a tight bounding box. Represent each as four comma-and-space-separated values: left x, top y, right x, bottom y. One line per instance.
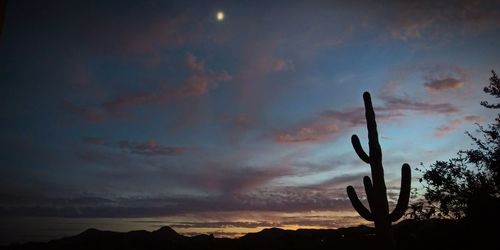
274, 122, 340, 144
81, 137, 189, 156
185, 53, 205, 74
379, 95, 460, 114
385, 0, 500, 41
65, 53, 231, 121
271, 58, 290, 72
0, 178, 409, 218
424, 77, 464, 93
434, 115, 482, 137
273, 107, 375, 144
63, 101, 105, 123
178, 71, 232, 98
0, 186, 352, 218
118, 140, 189, 156
274, 92, 459, 144
311, 173, 369, 189
178, 53, 232, 97
420, 64, 468, 94
195, 161, 294, 194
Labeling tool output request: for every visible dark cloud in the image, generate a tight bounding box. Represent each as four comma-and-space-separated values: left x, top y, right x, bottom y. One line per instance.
0, 187, 350, 218
0, 179, 408, 218
81, 137, 189, 156
118, 140, 189, 156
311, 173, 369, 189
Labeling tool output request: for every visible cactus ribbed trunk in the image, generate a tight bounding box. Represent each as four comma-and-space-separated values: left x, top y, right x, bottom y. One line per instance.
346, 92, 411, 250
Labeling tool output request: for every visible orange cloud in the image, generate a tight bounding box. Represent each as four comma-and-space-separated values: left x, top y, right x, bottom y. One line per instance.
434, 115, 482, 137
424, 77, 464, 93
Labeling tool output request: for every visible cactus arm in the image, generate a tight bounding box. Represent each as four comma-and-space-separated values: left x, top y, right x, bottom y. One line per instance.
347, 185, 374, 221
389, 163, 411, 222
363, 176, 374, 210
351, 135, 370, 164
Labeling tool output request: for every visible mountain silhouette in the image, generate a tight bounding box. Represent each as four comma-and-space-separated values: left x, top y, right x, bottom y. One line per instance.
3, 219, 497, 250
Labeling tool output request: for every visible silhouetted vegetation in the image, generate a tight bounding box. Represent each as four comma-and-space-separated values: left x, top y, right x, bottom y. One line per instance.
346, 92, 411, 249
406, 71, 500, 249
410, 71, 500, 220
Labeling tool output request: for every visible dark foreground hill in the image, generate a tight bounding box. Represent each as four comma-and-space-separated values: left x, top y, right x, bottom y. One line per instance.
2, 219, 498, 250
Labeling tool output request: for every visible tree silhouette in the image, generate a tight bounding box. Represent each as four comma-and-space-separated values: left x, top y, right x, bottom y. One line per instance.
411, 71, 500, 219
346, 92, 411, 250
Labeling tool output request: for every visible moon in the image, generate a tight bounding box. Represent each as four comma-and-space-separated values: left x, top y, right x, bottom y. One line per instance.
216, 11, 224, 21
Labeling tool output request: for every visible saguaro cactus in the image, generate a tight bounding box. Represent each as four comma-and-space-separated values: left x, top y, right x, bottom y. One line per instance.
346, 92, 411, 249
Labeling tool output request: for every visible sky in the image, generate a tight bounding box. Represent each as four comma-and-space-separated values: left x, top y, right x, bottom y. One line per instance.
1, 0, 500, 244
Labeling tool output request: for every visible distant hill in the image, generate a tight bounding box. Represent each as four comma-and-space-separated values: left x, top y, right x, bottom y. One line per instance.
2, 219, 498, 250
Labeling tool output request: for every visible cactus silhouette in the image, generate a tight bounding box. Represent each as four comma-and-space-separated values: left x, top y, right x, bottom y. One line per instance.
346, 92, 411, 249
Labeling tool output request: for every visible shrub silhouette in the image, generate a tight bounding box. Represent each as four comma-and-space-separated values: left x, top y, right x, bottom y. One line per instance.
412, 71, 500, 220
346, 92, 411, 249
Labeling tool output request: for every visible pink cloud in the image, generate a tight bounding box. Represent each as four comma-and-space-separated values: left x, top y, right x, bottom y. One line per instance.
424, 77, 464, 93
275, 124, 340, 144
434, 115, 482, 137
185, 53, 205, 74
178, 71, 232, 98
380, 95, 460, 114
177, 53, 232, 98
65, 53, 231, 122
274, 93, 460, 144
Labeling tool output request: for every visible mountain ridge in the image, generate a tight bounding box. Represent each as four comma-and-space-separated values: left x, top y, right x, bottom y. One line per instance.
2, 219, 497, 250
